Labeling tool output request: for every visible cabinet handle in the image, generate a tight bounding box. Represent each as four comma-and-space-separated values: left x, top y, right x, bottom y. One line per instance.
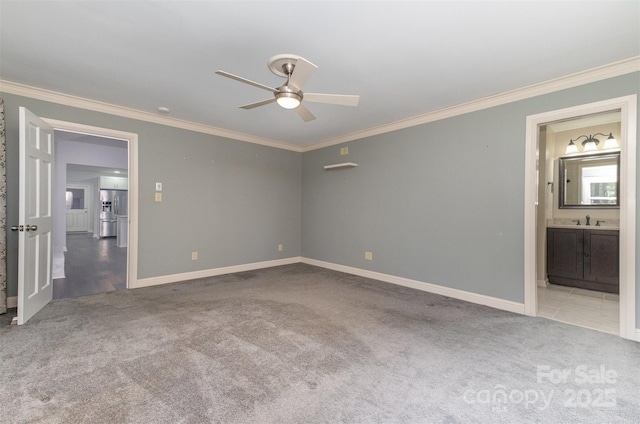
584, 253, 590, 258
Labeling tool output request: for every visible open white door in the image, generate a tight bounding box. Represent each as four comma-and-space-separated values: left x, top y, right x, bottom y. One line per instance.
14, 107, 54, 324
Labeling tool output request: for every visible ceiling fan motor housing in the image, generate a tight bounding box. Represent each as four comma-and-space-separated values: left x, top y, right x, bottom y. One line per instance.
281, 62, 296, 76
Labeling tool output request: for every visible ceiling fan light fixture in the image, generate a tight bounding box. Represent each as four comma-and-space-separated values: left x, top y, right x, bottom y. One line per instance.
276, 92, 302, 109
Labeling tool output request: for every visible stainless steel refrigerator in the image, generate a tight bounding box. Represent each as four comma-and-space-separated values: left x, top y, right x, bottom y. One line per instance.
99, 189, 128, 238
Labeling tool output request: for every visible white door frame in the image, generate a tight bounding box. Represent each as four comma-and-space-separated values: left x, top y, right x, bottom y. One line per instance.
524, 95, 637, 341
44, 119, 139, 289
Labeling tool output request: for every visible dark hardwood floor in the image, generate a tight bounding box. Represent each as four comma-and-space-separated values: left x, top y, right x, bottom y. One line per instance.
53, 232, 127, 300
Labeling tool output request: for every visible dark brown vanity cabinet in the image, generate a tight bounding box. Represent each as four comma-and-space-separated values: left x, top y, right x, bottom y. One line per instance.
546, 228, 619, 293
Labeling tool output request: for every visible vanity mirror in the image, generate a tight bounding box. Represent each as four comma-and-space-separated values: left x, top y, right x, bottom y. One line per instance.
558, 151, 620, 209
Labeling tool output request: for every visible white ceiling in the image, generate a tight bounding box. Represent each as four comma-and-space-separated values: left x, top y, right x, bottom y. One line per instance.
547, 111, 621, 133
58, 130, 129, 181
1, 1, 639, 149
56, 130, 128, 149
67, 164, 128, 182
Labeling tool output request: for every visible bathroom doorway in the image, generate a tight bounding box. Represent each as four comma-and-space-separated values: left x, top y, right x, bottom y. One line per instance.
524, 95, 637, 341
537, 112, 621, 334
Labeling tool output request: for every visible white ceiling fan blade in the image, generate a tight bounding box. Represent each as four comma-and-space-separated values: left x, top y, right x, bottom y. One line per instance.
215, 70, 278, 93
295, 104, 316, 122
239, 98, 276, 109
304, 93, 360, 107
288, 58, 318, 91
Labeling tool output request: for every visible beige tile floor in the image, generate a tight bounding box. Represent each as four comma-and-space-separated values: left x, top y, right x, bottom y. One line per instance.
537, 284, 619, 335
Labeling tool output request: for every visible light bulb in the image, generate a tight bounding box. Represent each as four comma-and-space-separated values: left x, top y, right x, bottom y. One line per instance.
565, 140, 579, 154
276, 92, 301, 109
604, 133, 618, 149
276, 96, 301, 109
583, 140, 598, 151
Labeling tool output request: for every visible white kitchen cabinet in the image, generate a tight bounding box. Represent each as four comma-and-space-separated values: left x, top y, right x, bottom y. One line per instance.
99, 176, 128, 190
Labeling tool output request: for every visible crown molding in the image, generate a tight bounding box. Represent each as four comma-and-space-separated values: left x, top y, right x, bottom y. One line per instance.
1, 56, 638, 153
0, 80, 302, 152
301, 56, 640, 152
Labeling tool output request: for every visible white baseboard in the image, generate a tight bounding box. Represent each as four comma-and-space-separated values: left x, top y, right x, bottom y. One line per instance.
131, 256, 524, 316
537, 279, 548, 287
133, 257, 303, 289
7, 296, 17, 308
301, 257, 525, 314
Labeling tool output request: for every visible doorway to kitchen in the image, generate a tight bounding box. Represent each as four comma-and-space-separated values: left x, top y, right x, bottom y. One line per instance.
45, 119, 138, 299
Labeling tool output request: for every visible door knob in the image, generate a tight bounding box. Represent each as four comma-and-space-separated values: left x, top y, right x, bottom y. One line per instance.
11, 225, 23, 232
25, 225, 38, 231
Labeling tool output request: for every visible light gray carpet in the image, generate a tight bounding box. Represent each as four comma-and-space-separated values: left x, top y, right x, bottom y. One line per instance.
1, 264, 638, 423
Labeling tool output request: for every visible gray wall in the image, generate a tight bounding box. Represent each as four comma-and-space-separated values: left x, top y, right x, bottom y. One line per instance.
302, 72, 640, 325
2, 92, 302, 296
302, 107, 525, 301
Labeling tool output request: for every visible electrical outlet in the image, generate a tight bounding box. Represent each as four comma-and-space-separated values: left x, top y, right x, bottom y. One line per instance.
155, 192, 162, 202
191, 251, 198, 260
340, 147, 349, 156
365, 251, 373, 260
278, 244, 283, 252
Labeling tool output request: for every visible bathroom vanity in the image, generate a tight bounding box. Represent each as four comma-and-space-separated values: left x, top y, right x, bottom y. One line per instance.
546, 227, 619, 293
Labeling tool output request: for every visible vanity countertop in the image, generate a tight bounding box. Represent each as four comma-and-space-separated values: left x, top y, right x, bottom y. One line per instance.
547, 224, 619, 231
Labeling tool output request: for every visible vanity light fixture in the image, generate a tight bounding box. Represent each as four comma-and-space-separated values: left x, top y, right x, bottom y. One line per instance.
565, 132, 617, 154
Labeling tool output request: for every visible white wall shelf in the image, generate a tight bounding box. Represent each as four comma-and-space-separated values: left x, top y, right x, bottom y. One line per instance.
324, 162, 358, 170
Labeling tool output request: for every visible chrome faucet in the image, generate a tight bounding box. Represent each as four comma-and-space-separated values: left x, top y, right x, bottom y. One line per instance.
585, 215, 591, 226
573, 219, 581, 225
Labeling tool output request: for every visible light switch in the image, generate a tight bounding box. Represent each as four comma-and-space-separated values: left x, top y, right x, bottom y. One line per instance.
155, 182, 163, 192
155, 192, 162, 202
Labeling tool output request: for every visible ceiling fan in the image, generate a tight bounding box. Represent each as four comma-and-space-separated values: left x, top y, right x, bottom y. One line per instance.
215, 54, 360, 122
